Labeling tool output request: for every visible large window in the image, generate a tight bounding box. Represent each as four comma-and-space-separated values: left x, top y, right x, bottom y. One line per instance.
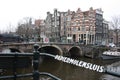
78, 27, 80, 31
73, 27, 76, 32
67, 16, 71, 21
81, 26, 86, 31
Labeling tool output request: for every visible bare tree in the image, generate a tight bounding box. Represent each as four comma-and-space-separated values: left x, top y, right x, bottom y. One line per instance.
7, 23, 14, 33
34, 26, 41, 41
110, 16, 120, 45
16, 17, 34, 42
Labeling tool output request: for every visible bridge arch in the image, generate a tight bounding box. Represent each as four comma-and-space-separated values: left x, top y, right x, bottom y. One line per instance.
68, 46, 83, 57
2, 48, 23, 53
38, 45, 63, 55
38, 45, 63, 71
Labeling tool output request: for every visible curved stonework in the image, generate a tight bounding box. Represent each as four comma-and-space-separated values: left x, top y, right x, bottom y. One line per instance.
38, 45, 63, 55
38, 45, 63, 71
2, 48, 23, 53
0, 43, 92, 57
68, 46, 83, 57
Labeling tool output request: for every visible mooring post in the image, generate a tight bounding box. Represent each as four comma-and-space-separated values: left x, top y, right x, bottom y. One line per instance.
33, 44, 40, 80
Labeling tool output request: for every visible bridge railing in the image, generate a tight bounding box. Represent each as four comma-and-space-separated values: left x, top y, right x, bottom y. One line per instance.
0, 44, 61, 80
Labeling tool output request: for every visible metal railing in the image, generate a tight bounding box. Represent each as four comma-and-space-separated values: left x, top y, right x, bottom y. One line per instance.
0, 44, 61, 80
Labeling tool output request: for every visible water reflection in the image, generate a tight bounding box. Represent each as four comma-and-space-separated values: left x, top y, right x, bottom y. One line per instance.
100, 74, 120, 80
0, 57, 120, 80
39, 57, 120, 80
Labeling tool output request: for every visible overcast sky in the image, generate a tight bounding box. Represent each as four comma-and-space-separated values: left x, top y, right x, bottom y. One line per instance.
0, 0, 120, 32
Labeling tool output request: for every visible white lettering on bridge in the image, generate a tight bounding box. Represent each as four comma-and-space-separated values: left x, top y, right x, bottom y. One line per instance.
103, 51, 120, 56
55, 55, 104, 73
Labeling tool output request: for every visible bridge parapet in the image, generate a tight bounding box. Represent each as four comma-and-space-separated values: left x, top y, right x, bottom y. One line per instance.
0, 42, 92, 57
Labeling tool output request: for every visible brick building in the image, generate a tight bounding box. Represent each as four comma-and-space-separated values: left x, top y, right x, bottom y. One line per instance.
66, 8, 96, 44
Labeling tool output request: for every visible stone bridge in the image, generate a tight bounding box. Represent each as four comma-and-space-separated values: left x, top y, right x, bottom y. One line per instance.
0, 42, 93, 57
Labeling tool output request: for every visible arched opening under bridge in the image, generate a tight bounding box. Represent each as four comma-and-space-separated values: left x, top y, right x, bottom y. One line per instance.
38, 45, 63, 69
2, 48, 22, 53
38, 45, 63, 60
69, 46, 83, 57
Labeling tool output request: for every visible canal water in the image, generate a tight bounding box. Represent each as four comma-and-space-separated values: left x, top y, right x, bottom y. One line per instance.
0, 57, 120, 80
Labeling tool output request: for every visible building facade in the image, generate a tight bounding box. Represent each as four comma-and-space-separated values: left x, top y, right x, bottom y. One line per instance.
45, 9, 60, 42
108, 29, 120, 46
45, 9, 68, 42
102, 20, 109, 45
34, 19, 46, 42
66, 8, 96, 44
45, 7, 109, 45
119, 30, 120, 46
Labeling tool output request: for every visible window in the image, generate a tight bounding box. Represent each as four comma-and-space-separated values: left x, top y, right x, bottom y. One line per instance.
68, 34, 72, 37
79, 34, 81, 37
67, 16, 71, 21
78, 27, 80, 31
82, 26, 86, 31
67, 22, 70, 26
57, 21, 59, 26
84, 34, 86, 38
73, 27, 76, 32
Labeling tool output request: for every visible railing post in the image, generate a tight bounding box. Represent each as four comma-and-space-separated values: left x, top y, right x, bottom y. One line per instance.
13, 53, 17, 80
33, 44, 40, 80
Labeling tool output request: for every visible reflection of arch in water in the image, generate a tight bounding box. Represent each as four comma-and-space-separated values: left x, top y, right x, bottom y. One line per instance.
39, 59, 63, 73
38, 45, 63, 72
